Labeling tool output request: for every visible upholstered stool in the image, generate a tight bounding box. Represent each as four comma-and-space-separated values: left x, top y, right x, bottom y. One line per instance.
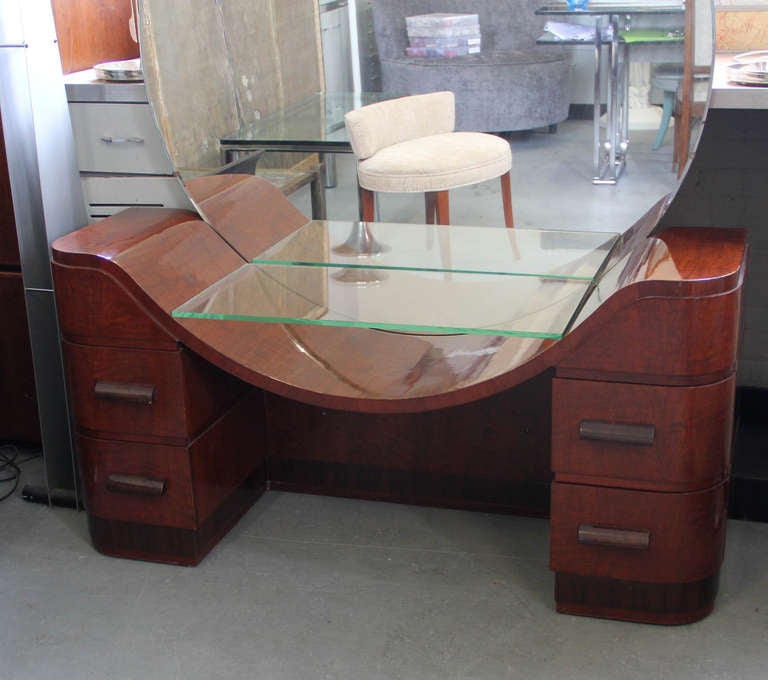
344, 92, 514, 227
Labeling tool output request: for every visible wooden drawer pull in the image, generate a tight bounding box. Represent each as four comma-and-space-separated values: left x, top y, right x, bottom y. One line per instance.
577, 523, 650, 550
106, 474, 166, 497
94, 380, 156, 404
579, 420, 655, 446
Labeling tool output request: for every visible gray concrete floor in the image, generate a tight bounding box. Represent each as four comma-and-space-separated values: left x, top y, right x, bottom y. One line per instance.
2, 475, 768, 680
5, 120, 764, 680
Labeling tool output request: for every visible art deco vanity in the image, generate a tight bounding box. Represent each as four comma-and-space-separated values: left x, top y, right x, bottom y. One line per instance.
51, 172, 745, 625
47, 0, 743, 626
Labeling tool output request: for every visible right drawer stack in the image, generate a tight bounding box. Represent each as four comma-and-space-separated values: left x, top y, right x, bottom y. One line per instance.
549, 375, 735, 624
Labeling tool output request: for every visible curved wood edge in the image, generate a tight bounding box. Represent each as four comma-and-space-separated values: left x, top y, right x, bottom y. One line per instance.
52, 208, 200, 266
51, 204, 749, 414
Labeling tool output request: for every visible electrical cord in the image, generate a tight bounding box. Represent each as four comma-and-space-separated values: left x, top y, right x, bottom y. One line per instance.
0, 443, 42, 502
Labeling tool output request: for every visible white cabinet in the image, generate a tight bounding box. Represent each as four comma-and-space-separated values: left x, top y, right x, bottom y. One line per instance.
65, 69, 192, 222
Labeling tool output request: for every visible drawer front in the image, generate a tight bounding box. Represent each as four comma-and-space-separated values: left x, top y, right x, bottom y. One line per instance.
550, 481, 728, 583
64, 342, 191, 443
78, 434, 196, 529
69, 102, 173, 174
552, 377, 735, 491
63, 341, 248, 444
81, 175, 192, 222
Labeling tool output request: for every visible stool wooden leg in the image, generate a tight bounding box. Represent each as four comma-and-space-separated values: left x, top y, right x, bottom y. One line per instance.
360, 186, 375, 222
425, 192, 436, 224
500, 172, 514, 228
435, 191, 450, 225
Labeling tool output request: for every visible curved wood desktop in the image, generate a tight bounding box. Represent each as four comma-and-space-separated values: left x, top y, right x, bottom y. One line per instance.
52, 177, 746, 625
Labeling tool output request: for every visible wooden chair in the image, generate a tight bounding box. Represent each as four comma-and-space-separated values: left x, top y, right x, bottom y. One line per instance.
344, 92, 514, 227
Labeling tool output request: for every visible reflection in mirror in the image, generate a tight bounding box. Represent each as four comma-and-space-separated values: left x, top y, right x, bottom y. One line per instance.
139, 0, 713, 236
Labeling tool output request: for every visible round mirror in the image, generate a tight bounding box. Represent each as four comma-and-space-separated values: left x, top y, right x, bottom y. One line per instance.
138, 0, 713, 235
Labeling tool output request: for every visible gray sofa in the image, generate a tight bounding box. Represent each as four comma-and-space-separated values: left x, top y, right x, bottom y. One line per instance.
370, 0, 572, 133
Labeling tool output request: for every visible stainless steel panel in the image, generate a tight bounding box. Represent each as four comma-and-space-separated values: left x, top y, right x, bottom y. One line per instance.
0, 0, 86, 498
24, 289, 78, 501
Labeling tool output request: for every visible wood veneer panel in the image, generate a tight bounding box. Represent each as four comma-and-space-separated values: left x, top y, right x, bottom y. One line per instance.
88, 469, 266, 566
63, 341, 247, 445
51, 209, 748, 412
184, 174, 310, 261
550, 481, 728, 583
0, 114, 20, 266
555, 572, 719, 625
78, 434, 197, 529
266, 371, 553, 514
51, 0, 139, 75
53, 263, 178, 350
0, 273, 40, 442
557, 289, 743, 385
552, 376, 735, 491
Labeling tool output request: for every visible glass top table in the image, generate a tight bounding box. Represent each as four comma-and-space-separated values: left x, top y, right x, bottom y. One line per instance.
220, 92, 396, 155
536, 2, 684, 185
173, 222, 619, 339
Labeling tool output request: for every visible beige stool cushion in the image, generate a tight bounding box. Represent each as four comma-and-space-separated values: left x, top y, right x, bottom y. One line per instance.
357, 131, 512, 193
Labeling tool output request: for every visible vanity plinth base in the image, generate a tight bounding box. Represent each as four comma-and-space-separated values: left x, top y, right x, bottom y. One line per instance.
554, 572, 720, 625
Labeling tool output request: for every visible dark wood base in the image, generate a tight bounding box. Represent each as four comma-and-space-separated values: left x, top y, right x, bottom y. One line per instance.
554, 572, 720, 625
269, 458, 550, 517
88, 470, 266, 566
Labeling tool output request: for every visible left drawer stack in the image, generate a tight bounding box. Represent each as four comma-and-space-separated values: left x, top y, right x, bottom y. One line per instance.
54, 252, 266, 565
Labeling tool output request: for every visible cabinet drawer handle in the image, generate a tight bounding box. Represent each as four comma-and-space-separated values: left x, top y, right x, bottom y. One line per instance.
577, 523, 650, 550
99, 136, 145, 145
94, 381, 156, 404
579, 420, 655, 446
106, 474, 166, 497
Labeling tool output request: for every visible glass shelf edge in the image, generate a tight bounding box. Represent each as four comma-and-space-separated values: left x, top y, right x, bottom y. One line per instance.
171, 310, 565, 339
249, 258, 597, 282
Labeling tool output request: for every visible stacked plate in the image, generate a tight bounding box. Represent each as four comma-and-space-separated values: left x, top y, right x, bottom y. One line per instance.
93, 58, 143, 82
727, 51, 768, 87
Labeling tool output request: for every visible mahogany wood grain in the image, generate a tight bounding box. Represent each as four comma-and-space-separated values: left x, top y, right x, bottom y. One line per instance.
0, 273, 40, 442
557, 290, 742, 385
265, 370, 553, 515
0, 115, 21, 266
555, 572, 719, 625
88, 469, 266, 566
49, 188, 748, 414
183, 174, 310, 261
63, 341, 247, 445
80, 390, 265, 531
78, 433, 197, 528
53, 263, 178, 350
552, 376, 735, 491
51, 0, 139, 75
550, 481, 728, 583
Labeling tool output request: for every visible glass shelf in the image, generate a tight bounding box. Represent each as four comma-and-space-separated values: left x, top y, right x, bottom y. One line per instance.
173, 224, 619, 339
254, 221, 619, 281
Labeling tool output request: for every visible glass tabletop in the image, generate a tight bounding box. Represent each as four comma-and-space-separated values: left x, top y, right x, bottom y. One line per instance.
173, 223, 619, 339
253, 221, 618, 280
219, 92, 398, 150
536, 2, 684, 15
